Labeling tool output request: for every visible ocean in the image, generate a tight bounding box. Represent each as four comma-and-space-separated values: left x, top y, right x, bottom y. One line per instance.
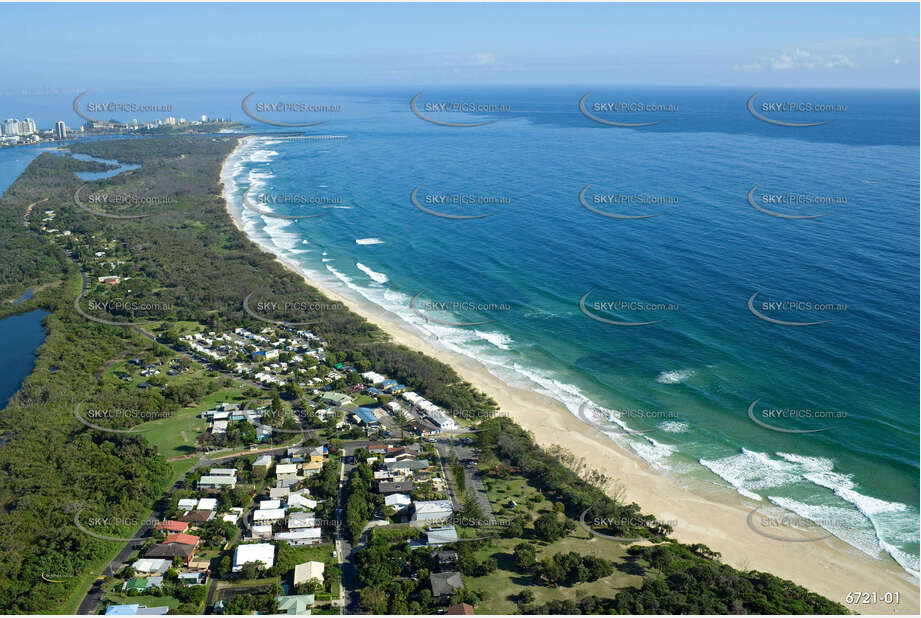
1, 86, 917, 577
220, 87, 920, 577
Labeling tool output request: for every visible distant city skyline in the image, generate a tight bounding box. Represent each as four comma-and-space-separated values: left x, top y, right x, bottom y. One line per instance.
0, 3, 918, 91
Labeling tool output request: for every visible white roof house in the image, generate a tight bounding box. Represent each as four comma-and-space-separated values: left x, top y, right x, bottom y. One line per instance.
412, 500, 454, 522
254, 454, 273, 468
288, 494, 318, 510
211, 420, 229, 434
426, 525, 459, 546
288, 512, 316, 529
253, 508, 286, 523
209, 468, 237, 476
197, 498, 218, 511
275, 463, 298, 476
251, 524, 273, 539
221, 512, 240, 525
177, 498, 197, 511
233, 543, 275, 572
274, 528, 322, 546
385, 493, 412, 509
360, 371, 386, 384
270, 487, 291, 500
131, 558, 171, 576
260, 499, 282, 510
198, 475, 237, 489
293, 561, 325, 585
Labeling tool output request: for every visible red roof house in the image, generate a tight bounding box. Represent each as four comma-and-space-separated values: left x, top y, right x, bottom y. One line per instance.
155, 520, 189, 533
164, 533, 200, 546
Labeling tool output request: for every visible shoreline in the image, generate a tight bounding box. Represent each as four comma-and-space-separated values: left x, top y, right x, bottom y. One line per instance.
221, 135, 919, 614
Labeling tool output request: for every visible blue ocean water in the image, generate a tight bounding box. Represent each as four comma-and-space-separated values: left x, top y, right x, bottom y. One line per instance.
221, 87, 919, 576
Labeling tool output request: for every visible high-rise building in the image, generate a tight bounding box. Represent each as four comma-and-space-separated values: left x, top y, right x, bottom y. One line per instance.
20, 118, 36, 135
54, 121, 67, 140
2, 118, 20, 136
165, 116, 176, 126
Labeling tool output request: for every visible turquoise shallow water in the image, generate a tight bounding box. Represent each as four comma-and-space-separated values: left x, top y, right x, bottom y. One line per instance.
221, 87, 919, 575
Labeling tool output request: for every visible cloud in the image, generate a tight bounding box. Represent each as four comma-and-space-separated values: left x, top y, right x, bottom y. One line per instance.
768, 48, 855, 70
472, 52, 496, 66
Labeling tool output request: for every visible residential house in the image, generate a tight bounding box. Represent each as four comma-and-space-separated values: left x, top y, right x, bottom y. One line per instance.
275, 595, 315, 615
445, 602, 475, 615
155, 520, 188, 534
288, 512, 316, 529
198, 475, 236, 490
274, 528, 322, 546
232, 543, 275, 572
253, 508, 286, 525
321, 392, 351, 406
412, 500, 453, 523
130, 558, 171, 577
177, 509, 213, 524
378, 481, 414, 495
384, 493, 412, 512
293, 561, 325, 585
426, 525, 458, 546
429, 571, 463, 602
163, 533, 199, 547
144, 542, 196, 565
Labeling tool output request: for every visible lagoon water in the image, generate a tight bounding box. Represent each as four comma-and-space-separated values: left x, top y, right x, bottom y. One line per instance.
222, 86, 920, 576
0, 310, 49, 408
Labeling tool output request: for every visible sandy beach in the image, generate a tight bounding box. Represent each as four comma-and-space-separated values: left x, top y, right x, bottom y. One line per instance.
222, 136, 919, 614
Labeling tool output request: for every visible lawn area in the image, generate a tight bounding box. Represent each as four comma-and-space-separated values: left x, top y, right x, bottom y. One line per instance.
464, 532, 645, 614
483, 473, 554, 524
136, 387, 247, 458
100, 589, 182, 612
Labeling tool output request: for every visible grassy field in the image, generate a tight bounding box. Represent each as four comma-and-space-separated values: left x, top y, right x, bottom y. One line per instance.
99, 585, 182, 613
464, 531, 645, 614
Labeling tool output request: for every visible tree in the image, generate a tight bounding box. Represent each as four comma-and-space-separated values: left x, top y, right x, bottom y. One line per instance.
513, 543, 536, 570
534, 512, 572, 542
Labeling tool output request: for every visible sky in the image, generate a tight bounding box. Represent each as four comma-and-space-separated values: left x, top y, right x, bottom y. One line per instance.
1, 2, 918, 92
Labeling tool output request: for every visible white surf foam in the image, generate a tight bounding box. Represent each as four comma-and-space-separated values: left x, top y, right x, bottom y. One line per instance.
656, 369, 695, 384
356, 262, 388, 284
